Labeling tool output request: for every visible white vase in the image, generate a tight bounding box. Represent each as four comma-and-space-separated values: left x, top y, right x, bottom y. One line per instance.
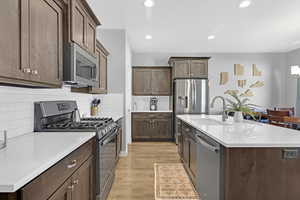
234, 111, 244, 122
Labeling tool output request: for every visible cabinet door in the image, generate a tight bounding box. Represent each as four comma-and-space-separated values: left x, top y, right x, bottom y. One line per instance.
132, 68, 152, 95
132, 118, 152, 140
182, 134, 190, 167
98, 49, 107, 93
173, 60, 190, 78
29, 0, 63, 86
86, 17, 96, 54
189, 138, 197, 181
151, 68, 171, 95
152, 118, 172, 139
72, 157, 95, 200
48, 179, 72, 200
71, 0, 86, 47
190, 60, 208, 78
0, 0, 28, 80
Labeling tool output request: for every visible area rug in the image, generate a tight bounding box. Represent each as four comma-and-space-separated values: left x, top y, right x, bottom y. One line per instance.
154, 163, 200, 200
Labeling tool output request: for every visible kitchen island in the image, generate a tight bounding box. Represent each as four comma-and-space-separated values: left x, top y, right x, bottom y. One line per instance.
177, 114, 300, 200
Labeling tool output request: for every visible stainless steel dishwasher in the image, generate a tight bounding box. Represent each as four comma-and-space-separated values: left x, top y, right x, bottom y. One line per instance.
195, 130, 223, 200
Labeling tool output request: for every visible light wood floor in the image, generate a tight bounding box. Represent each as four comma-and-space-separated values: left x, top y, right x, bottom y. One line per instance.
107, 142, 181, 200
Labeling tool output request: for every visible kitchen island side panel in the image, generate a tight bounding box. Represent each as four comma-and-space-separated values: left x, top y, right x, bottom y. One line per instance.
224, 148, 300, 200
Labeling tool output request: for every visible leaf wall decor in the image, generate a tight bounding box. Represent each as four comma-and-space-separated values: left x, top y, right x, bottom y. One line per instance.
234, 64, 244, 76
252, 64, 262, 76
250, 81, 264, 88
220, 72, 229, 85
240, 89, 254, 97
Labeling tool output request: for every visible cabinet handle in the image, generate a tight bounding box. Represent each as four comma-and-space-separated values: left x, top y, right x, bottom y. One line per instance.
23, 68, 31, 74
73, 179, 79, 185
68, 185, 74, 191
31, 69, 38, 75
67, 160, 77, 169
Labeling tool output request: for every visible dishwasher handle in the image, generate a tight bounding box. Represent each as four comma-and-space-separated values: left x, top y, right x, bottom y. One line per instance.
196, 134, 219, 153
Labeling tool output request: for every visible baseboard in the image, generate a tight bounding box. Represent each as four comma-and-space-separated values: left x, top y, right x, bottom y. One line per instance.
119, 151, 128, 157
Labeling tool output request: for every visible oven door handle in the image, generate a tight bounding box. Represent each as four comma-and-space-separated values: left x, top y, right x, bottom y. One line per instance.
101, 128, 120, 145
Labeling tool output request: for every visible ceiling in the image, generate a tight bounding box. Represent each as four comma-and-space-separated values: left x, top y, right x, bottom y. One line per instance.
87, 0, 300, 53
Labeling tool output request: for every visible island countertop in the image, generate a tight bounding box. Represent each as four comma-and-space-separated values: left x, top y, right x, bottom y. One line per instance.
177, 114, 300, 148
0, 131, 95, 193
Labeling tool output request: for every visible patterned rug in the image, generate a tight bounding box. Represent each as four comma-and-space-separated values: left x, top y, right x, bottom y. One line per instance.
154, 163, 200, 200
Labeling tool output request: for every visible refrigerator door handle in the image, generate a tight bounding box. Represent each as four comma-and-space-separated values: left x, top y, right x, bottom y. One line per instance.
192, 80, 196, 110
185, 96, 188, 108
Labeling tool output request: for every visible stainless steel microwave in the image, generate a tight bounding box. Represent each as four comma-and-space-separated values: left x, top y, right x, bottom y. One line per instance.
64, 43, 98, 87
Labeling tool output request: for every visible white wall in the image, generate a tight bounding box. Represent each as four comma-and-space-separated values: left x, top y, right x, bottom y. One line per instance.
124, 32, 132, 154
97, 29, 126, 94
132, 52, 287, 110
285, 48, 300, 108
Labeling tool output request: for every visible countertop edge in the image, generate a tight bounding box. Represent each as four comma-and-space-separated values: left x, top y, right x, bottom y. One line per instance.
0, 132, 96, 193
176, 115, 300, 148
177, 115, 230, 147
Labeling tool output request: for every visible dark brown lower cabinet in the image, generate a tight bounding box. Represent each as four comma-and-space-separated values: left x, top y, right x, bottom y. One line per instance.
0, 138, 96, 200
48, 179, 72, 200
181, 122, 197, 183
72, 156, 94, 200
182, 133, 189, 166
189, 138, 197, 180
132, 113, 173, 141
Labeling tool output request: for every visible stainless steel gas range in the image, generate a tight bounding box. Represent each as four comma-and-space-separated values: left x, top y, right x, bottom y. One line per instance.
34, 101, 120, 200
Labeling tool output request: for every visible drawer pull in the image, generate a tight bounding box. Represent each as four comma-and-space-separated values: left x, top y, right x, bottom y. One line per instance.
31, 69, 38, 75
67, 160, 77, 169
68, 185, 74, 191
23, 68, 31, 74
73, 179, 79, 185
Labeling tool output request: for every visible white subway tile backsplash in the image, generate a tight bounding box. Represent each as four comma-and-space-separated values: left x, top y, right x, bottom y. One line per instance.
131, 96, 171, 111
0, 85, 124, 139
92, 93, 124, 119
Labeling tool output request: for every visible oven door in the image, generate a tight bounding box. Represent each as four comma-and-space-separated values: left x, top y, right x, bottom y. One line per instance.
98, 128, 119, 197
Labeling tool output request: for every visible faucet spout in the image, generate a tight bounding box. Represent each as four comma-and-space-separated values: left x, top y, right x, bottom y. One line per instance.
211, 96, 228, 122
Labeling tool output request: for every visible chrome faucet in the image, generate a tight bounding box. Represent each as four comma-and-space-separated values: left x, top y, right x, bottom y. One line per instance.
0, 130, 7, 150
211, 96, 228, 122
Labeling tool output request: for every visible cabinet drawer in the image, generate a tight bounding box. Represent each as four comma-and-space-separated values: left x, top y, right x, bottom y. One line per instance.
132, 112, 172, 119
21, 138, 94, 200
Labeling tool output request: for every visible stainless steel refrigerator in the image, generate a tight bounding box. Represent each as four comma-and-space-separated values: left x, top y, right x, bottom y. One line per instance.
174, 78, 209, 143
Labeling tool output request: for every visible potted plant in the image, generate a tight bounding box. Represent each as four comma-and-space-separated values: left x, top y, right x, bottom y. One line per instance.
225, 91, 257, 122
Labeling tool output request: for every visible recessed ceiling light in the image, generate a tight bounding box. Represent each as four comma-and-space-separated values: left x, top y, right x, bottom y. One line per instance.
208, 35, 215, 40
144, 0, 155, 8
239, 0, 251, 8
145, 35, 153, 40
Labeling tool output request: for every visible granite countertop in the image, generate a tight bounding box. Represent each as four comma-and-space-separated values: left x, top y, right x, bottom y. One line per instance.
177, 114, 300, 148
0, 131, 95, 192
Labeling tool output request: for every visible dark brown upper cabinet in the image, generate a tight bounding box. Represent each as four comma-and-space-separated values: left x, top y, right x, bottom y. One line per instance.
71, 40, 109, 94
96, 40, 109, 94
169, 57, 210, 79
132, 67, 172, 96
70, 0, 100, 55
0, 0, 65, 87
